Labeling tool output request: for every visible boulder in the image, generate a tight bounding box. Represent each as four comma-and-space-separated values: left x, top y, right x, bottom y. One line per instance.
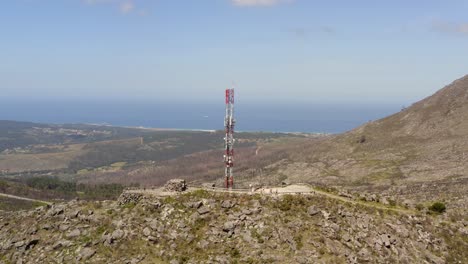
307, 206, 320, 216
197, 206, 210, 215
223, 221, 236, 232
163, 179, 187, 192
221, 200, 234, 209
66, 229, 81, 238
143, 227, 151, 237
111, 229, 125, 240
380, 234, 391, 248
147, 236, 158, 243
118, 193, 143, 205
380, 197, 389, 205
79, 247, 96, 260
25, 238, 39, 250
52, 240, 72, 250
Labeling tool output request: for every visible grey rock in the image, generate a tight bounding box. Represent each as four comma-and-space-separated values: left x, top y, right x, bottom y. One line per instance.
47, 205, 65, 217
54, 240, 73, 250
14, 240, 25, 248
374, 237, 382, 247
66, 229, 81, 238
163, 179, 187, 192
59, 224, 70, 231
197, 206, 210, 215
143, 227, 151, 237
191, 201, 203, 209
295, 255, 313, 264
149, 220, 159, 230
380, 234, 391, 248
380, 197, 389, 205
386, 223, 409, 238
251, 200, 261, 209
330, 223, 340, 232
221, 200, 234, 209
197, 240, 209, 249
25, 238, 39, 250
214, 255, 230, 264
28, 226, 38, 235
425, 252, 445, 264
67, 209, 81, 219
118, 193, 143, 205
242, 232, 253, 243
148, 201, 162, 209
338, 191, 353, 199
52, 241, 63, 250
79, 247, 96, 260
189, 212, 200, 223
223, 221, 236, 232
321, 210, 331, 220
147, 236, 158, 243
241, 209, 252, 215
307, 206, 320, 216
112, 229, 125, 240
342, 233, 352, 242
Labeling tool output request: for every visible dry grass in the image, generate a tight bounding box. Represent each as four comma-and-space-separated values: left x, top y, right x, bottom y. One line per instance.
0, 144, 85, 172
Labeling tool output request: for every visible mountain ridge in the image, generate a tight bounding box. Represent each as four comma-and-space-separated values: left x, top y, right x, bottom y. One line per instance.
351, 74, 468, 139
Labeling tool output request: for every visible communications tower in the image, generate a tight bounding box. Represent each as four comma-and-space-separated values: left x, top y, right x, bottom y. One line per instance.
224, 87, 235, 189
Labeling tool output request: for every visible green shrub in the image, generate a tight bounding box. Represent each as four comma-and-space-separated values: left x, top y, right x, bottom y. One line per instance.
294, 234, 303, 250
121, 202, 136, 209
251, 229, 264, 243
230, 247, 241, 258
415, 203, 424, 211
275, 194, 307, 211
428, 202, 446, 214
189, 189, 209, 199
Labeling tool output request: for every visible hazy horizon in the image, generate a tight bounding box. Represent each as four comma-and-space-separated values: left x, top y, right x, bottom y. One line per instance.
0, 99, 403, 133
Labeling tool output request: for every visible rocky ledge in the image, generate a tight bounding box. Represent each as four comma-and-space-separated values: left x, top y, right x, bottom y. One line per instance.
0, 190, 466, 263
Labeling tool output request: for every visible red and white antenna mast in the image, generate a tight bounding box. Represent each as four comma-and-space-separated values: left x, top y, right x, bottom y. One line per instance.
224, 86, 235, 189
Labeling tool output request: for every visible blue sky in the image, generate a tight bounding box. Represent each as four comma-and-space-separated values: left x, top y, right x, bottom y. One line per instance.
1, 0, 467, 104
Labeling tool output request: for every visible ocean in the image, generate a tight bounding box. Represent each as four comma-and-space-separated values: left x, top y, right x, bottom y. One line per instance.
0, 100, 403, 133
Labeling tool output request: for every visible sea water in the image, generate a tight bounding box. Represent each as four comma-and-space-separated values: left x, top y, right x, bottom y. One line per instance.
0, 99, 403, 133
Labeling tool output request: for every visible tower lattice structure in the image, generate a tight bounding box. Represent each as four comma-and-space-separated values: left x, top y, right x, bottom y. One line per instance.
224, 88, 235, 189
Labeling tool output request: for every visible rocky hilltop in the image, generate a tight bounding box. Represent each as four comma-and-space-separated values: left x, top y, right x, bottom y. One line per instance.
1, 76, 468, 264
0, 188, 466, 263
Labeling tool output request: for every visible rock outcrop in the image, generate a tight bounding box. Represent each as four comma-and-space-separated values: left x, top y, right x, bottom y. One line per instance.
163, 179, 187, 192
0, 189, 466, 263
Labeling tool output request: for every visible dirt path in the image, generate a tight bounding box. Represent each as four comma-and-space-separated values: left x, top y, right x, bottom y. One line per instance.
126, 183, 415, 215
0, 193, 51, 205
309, 187, 415, 214
255, 146, 261, 156
213, 184, 415, 214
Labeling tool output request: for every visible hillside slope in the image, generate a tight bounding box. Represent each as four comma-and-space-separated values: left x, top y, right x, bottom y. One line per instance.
257, 75, 468, 215
357, 74, 468, 139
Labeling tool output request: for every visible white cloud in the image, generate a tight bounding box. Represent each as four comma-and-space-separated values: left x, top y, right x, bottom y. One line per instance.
82, 0, 146, 16
432, 20, 468, 36
458, 24, 468, 34
83, 0, 114, 5
120, 1, 135, 14
231, 0, 293, 7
